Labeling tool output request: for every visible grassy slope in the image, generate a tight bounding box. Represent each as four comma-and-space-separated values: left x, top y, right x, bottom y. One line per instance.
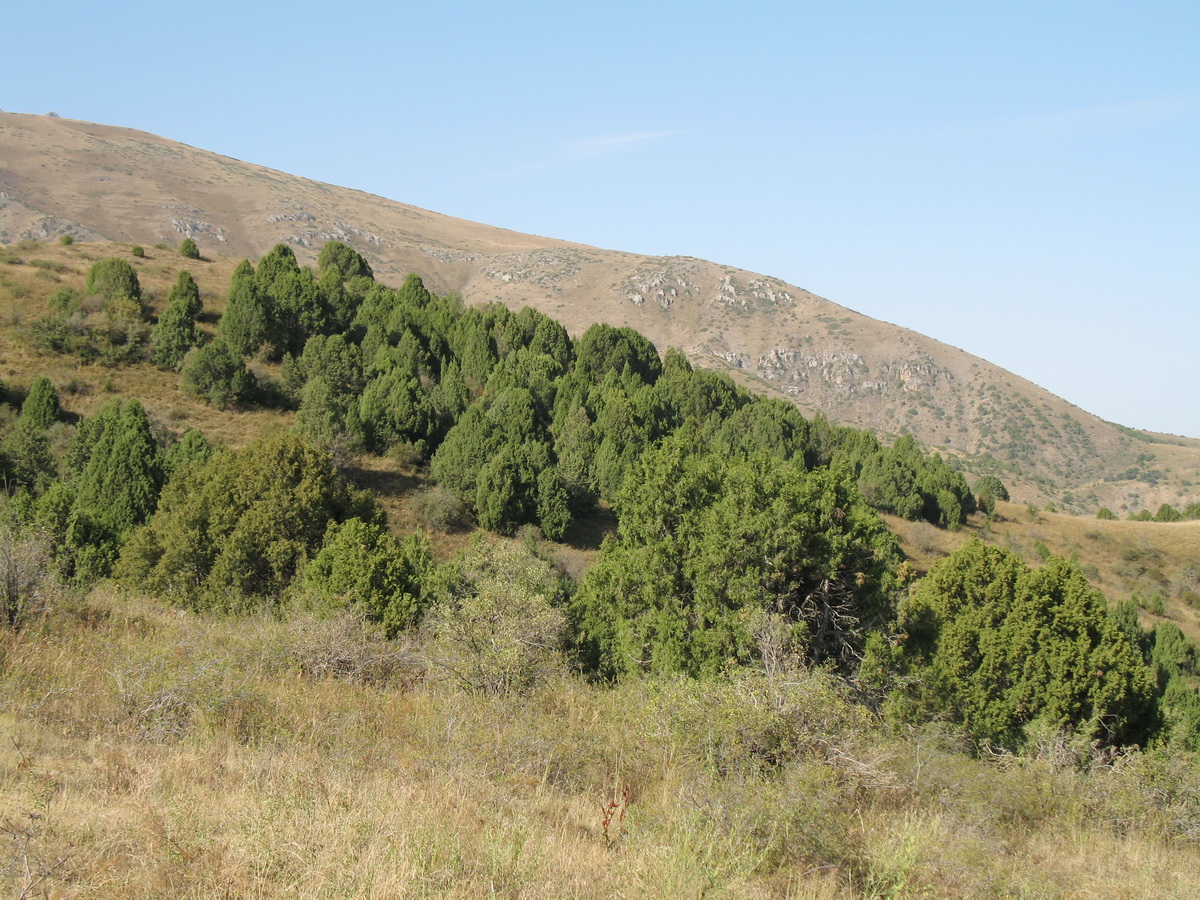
0, 239, 1198, 897
2, 238, 1194, 613
3, 589, 1199, 899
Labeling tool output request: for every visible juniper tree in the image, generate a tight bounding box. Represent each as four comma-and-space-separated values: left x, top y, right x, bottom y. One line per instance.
887, 539, 1157, 749
220, 259, 273, 356
18, 377, 60, 430
85, 257, 141, 303
151, 270, 204, 370
116, 431, 376, 604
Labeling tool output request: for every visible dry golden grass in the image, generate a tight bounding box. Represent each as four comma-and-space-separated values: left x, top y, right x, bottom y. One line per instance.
2, 586, 1199, 899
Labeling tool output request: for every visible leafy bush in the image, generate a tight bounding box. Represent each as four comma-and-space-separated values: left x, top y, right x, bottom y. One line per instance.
412, 486, 471, 533
425, 540, 566, 694
973, 475, 1009, 502
0, 524, 55, 629
302, 518, 433, 636
1154, 503, 1183, 523
180, 338, 255, 408
18, 376, 61, 429
85, 257, 141, 303
179, 237, 200, 259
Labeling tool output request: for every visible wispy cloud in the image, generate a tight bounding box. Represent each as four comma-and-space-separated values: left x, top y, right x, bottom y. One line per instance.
560, 130, 683, 160
910, 96, 1193, 144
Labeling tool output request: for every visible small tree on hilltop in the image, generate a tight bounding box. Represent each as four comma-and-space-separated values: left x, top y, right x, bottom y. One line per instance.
179, 237, 200, 260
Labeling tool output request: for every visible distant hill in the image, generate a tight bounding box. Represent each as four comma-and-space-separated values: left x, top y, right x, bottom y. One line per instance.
2, 111, 1196, 512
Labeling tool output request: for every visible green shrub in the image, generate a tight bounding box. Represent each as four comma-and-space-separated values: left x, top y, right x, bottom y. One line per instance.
116, 431, 377, 605
890, 539, 1158, 749
85, 257, 141, 304
19, 376, 61, 429
412, 486, 471, 533
0, 524, 55, 630
302, 518, 433, 636
151, 270, 203, 370
180, 338, 255, 408
131, 245, 145, 258
1154, 503, 1183, 523
425, 539, 567, 694
179, 237, 200, 260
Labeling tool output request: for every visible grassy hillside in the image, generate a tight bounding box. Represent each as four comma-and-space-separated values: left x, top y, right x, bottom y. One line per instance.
3, 588, 1200, 899
0, 236, 1198, 897
4, 111, 1199, 512
0, 237, 1195, 612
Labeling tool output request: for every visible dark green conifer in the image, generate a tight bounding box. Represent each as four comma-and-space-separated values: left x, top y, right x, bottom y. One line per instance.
19, 377, 61, 430
151, 270, 204, 370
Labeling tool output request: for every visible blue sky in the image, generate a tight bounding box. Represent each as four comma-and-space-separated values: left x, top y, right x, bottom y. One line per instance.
3, 1, 1197, 436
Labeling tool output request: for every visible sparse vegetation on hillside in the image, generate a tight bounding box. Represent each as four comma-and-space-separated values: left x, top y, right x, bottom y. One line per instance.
0, 236, 1197, 897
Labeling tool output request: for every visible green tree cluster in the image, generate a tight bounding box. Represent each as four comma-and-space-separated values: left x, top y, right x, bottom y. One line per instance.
117, 431, 375, 605
16, 399, 164, 580
841, 433, 975, 527
0, 378, 61, 495
573, 436, 902, 678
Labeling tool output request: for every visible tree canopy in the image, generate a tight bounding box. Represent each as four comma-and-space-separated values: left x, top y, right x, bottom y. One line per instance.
573, 437, 903, 678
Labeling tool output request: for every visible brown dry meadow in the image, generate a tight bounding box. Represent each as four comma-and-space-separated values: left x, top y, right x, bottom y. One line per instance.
2, 584, 1200, 899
